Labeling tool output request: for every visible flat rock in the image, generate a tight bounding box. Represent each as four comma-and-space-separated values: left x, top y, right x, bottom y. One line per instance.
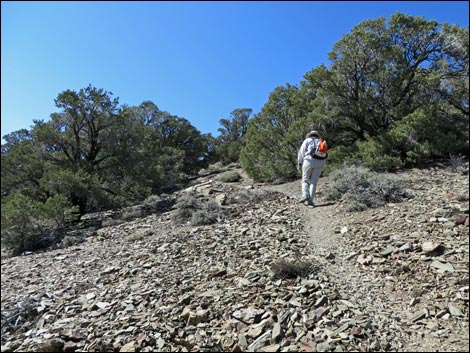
430, 260, 454, 273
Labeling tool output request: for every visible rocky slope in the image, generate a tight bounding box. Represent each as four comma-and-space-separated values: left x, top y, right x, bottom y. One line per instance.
1, 164, 468, 352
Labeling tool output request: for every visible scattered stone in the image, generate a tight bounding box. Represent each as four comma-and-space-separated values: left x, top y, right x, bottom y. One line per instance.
259, 343, 280, 352
448, 304, 464, 317
271, 323, 283, 342
421, 241, 443, 254
120, 341, 136, 352
357, 253, 372, 265
233, 309, 265, 324
380, 246, 395, 257
316, 341, 331, 352
36, 339, 65, 352
411, 310, 427, 322
1, 165, 468, 353
430, 260, 455, 273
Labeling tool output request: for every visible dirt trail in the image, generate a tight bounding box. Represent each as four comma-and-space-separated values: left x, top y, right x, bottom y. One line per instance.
264, 177, 469, 352
1, 166, 467, 352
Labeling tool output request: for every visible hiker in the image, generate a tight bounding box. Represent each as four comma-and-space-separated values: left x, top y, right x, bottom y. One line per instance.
297, 130, 328, 206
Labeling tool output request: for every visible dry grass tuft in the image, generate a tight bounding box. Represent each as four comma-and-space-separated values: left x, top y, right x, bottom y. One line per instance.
270, 259, 316, 279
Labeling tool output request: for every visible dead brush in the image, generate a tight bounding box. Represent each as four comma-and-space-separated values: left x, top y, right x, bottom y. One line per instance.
325, 163, 413, 211
448, 154, 469, 175
270, 259, 316, 280
191, 209, 221, 225
215, 170, 241, 182
226, 189, 274, 205
1, 297, 39, 334
173, 193, 225, 225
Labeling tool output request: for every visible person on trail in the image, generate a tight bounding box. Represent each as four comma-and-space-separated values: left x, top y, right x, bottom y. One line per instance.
297, 130, 328, 206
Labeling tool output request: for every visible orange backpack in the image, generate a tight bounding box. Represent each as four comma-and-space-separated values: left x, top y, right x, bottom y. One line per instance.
311, 138, 328, 159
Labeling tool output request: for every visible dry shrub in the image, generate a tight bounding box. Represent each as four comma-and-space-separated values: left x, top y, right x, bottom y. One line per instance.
173, 192, 224, 225
120, 206, 145, 221
215, 170, 241, 182
226, 189, 274, 205
61, 235, 84, 247
191, 210, 220, 225
173, 192, 201, 224
1, 297, 39, 335
143, 194, 162, 206
126, 229, 153, 242
191, 200, 224, 225
449, 154, 469, 175
175, 192, 200, 209
325, 163, 414, 211
270, 259, 316, 279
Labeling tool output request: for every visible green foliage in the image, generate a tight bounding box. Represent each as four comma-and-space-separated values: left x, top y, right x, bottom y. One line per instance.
1, 194, 42, 253
116, 102, 207, 193
42, 194, 80, 228
240, 84, 316, 182
2, 87, 211, 223
321, 145, 356, 175
351, 105, 469, 170
298, 14, 468, 171
1, 193, 78, 254
214, 108, 252, 164
355, 138, 404, 171
33, 85, 122, 172
1, 129, 45, 200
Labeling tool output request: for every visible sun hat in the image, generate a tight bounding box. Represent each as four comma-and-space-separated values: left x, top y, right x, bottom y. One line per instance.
306, 130, 320, 138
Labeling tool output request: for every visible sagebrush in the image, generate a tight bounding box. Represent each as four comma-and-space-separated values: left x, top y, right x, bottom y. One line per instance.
324, 163, 414, 211
270, 259, 316, 279
173, 193, 224, 225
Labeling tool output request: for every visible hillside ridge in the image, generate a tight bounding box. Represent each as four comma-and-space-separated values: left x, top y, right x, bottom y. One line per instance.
1, 164, 468, 352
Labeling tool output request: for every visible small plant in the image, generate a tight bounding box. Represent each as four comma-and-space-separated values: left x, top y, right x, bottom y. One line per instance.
209, 162, 225, 171
191, 210, 220, 225
270, 259, 316, 279
173, 192, 202, 224
1, 296, 39, 335
175, 192, 200, 210
215, 170, 241, 183
226, 189, 274, 205
324, 163, 413, 211
61, 235, 84, 247
126, 232, 144, 242
143, 194, 162, 206
456, 193, 469, 202
173, 193, 224, 225
126, 229, 152, 242
120, 206, 146, 221
324, 163, 372, 199
206, 200, 222, 212
449, 154, 469, 175
1, 193, 79, 255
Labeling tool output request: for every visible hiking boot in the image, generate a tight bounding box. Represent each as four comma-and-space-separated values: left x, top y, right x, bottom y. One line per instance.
298, 196, 308, 203
307, 201, 315, 207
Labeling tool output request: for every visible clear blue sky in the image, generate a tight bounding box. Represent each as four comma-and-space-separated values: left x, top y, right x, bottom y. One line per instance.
2, 1, 469, 141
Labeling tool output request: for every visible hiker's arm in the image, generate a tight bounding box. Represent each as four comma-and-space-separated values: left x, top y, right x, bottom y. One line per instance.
298, 140, 307, 164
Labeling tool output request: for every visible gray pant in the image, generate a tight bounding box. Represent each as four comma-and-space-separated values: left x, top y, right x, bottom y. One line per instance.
302, 158, 326, 203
